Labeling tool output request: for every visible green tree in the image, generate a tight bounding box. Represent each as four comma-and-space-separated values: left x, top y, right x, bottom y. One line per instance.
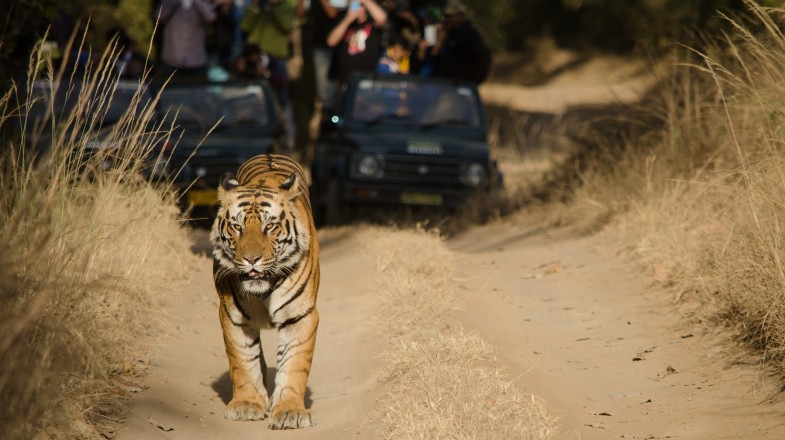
114, 0, 154, 55
460, 0, 755, 53
1, 0, 153, 84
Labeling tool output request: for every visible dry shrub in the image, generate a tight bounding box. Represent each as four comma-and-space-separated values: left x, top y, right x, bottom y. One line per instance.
364, 227, 457, 336
0, 35, 193, 438
359, 227, 558, 439
571, 2, 785, 379
557, 45, 733, 233
380, 333, 555, 440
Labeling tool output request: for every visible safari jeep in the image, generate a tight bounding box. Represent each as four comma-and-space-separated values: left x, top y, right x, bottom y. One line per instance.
309, 73, 502, 225
154, 80, 279, 220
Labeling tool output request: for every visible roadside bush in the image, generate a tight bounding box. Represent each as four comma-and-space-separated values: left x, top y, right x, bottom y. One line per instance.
365, 227, 559, 439
461, 0, 755, 52
0, 35, 193, 438
567, 2, 785, 381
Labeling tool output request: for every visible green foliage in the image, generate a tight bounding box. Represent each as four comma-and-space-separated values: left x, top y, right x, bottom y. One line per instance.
1, 0, 152, 81
458, 0, 517, 49
4, 0, 779, 83
2, 1, 62, 54
460, 0, 761, 52
114, 0, 154, 55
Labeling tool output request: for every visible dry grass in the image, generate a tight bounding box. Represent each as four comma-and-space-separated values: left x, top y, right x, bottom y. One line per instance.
563, 2, 785, 381
0, 35, 194, 438
359, 227, 558, 439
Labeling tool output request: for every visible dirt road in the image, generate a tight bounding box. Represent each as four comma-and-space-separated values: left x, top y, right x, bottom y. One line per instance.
449, 219, 785, 439
117, 55, 785, 439
118, 228, 383, 439
115, 218, 785, 440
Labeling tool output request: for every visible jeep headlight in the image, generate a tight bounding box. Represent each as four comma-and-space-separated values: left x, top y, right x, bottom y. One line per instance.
149, 159, 169, 179
354, 154, 385, 179
144, 157, 170, 179
461, 162, 488, 188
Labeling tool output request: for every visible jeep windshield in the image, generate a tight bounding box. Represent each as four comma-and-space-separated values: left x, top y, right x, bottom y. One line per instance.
157, 82, 271, 132
348, 78, 482, 129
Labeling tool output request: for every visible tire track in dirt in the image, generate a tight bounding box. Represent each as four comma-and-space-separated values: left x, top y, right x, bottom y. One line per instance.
448, 219, 785, 440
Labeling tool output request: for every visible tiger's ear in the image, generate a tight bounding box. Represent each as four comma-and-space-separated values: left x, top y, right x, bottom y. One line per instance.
218, 172, 240, 203
279, 172, 300, 200
221, 173, 240, 191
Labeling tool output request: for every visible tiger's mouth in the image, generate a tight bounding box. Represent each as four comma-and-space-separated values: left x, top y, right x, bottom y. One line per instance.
241, 269, 267, 281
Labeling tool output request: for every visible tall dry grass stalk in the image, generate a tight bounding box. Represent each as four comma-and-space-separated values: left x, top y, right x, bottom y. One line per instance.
0, 34, 194, 438
360, 227, 558, 439
570, 1, 785, 380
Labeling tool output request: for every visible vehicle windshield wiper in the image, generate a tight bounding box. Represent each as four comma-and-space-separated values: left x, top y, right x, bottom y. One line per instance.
363, 113, 411, 126
420, 118, 472, 130
209, 121, 265, 133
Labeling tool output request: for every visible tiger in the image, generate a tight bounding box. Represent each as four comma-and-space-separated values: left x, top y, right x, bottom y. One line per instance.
210, 154, 319, 430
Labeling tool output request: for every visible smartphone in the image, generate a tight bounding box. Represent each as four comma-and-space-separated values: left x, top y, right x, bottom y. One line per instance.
424, 24, 437, 46
349, 0, 361, 11
328, 0, 348, 7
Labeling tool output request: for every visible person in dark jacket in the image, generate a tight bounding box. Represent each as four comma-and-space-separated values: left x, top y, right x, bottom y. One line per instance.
434, 0, 490, 84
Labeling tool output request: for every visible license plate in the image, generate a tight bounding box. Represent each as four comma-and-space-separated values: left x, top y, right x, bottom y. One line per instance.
188, 189, 219, 206
400, 192, 443, 206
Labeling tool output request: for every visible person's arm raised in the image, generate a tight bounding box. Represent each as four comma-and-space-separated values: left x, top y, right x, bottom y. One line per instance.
319, 0, 340, 19
360, 0, 386, 27
326, 9, 360, 47
194, 0, 218, 22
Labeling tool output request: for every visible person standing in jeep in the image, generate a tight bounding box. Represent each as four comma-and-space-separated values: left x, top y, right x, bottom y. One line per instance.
434, 0, 491, 84
326, 0, 388, 85
155, 0, 222, 80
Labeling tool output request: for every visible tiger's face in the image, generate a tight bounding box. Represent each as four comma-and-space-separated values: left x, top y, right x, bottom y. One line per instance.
211, 173, 308, 295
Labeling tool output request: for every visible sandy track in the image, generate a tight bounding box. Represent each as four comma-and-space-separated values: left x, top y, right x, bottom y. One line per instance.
117, 229, 381, 440
113, 52, 785, 439
117, 219, 785, 439
448, 219, 785, 439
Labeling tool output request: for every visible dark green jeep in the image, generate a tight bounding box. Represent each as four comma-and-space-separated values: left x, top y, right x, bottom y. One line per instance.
310, 74, 503, 226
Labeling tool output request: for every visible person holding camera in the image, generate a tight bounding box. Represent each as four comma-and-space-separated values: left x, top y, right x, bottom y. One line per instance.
240, 0, 303, 149
326, 0, 387, 85
231, 43, 271, 79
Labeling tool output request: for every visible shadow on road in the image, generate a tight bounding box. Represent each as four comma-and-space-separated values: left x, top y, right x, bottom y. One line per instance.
211, 369, 314, 408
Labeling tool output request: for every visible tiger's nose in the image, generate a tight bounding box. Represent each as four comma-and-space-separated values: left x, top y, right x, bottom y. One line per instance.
244, 255, 261, 265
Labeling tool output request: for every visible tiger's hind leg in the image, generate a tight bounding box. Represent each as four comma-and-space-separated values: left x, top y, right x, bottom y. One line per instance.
268, 309, 319, 429
219, 297, 269, 421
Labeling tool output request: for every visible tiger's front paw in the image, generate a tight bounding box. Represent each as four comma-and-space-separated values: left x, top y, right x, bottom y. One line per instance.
224, 399, 267, 421
268, 408, 316, 430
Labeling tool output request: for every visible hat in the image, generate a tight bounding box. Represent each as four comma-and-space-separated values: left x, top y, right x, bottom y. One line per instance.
443, 0, 466, 15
